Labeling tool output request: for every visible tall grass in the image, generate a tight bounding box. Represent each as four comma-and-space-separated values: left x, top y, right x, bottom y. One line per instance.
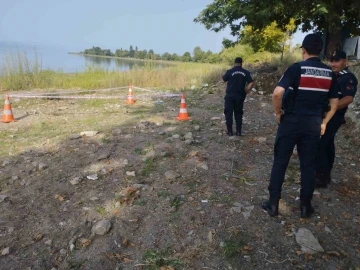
0, 50, 226, 92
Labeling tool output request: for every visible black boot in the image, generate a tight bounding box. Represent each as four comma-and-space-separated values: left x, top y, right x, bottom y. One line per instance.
261, 198, 279, 217
235, 126, 242, 136
315, 171, 330, 188
300, 201, 314, 218
226, 125, 233, 136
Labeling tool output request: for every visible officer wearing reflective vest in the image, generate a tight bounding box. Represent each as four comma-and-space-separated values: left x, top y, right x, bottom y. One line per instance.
222, 57, 254, 136
315, 50, 358, 188
262, 34, 339, 218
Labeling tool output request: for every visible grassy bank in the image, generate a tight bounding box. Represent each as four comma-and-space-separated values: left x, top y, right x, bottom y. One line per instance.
0, 50, 226, 92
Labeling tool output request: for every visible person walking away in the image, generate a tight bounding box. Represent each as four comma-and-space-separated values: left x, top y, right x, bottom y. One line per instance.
261, 34, 339, 218
222, 57, 254, 136
316, 50, 358, 188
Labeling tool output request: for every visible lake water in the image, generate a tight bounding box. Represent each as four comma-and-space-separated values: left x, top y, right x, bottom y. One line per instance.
0, 42, 169, 73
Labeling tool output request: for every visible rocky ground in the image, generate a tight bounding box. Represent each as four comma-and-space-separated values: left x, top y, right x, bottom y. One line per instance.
0, 81, 360, 270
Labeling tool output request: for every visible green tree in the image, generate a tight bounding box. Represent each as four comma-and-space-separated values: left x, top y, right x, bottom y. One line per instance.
193, 46, 205, 62
129, 45, 135, 58
194, 0, 360, 54
182, 52, 192, 62
222, 38, 236, 49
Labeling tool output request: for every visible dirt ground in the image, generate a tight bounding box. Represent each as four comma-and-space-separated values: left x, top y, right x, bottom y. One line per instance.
0, 83, 360, 270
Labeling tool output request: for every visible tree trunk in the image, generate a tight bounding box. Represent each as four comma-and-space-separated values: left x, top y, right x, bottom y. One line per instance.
325, 30, 342, 58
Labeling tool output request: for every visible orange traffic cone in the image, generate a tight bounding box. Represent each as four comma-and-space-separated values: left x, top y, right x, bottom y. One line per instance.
125, 85, 136, 104
176, 94, 190, 121
1, 95, 16, 123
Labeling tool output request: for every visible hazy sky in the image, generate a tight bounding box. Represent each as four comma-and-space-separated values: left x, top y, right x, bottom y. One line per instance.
0, 0, 308, 54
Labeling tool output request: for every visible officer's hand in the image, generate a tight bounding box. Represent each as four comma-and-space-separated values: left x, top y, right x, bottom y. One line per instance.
321, 124, 326, 135
276, 113, 282, 124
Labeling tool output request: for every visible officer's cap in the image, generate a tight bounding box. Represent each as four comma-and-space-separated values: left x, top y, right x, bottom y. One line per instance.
329, 50, 347, 61
234, 57, 243, 63
300, 34, 323, 54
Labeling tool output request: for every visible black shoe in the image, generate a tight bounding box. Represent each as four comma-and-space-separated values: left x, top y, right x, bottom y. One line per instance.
300, 204, 314, 218
261, 200, 279, 217
235, 127, 242, 136
227, 130, 233, 136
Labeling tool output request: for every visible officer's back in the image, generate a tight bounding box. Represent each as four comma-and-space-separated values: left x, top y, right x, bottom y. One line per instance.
223, 60, 252, 98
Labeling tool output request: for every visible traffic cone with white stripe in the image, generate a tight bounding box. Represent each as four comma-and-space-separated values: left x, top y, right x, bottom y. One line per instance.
125, 85, 136, 104
1, 95, 16, 123
176, 94, 190, 121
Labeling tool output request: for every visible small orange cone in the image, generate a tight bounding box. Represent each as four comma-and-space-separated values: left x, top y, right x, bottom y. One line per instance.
125, 85, 136, 104
176, 94, 190, 121
1, 95, 16, 123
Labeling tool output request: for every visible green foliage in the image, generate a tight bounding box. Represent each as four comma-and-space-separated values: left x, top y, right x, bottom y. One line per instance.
143, 249, 183, 270
194, 0, 360, 52
219, 44, 254, 65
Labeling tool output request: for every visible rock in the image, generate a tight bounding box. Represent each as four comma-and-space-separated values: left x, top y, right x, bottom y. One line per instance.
159, 131, 166, 135
97, 149, 113, 161
143, 150, 156, 161
255, 137, 267, 143
210, 117, 221, 120
172, 134, 180, 139
278, 199, 291, 216
258, 91, 264, 95
164, 170, 180, 180
194, 125, 200, 131
87, 174, 98, 181
184, 139, 193, 145
126, 171, 136, 177
2, 159, 11, 166
231, 207, 242, 213
184, 132, 193, 140
45, 240, 52, 246
122, 159, 129, 166
0, 195, 9, 203
80, 131, 99, 137
38, 163, 48, 170
1, 247, 10, 256
295, 228, 324, 254
91, 220, 112, 236
188, 151, 199, 157
60, 249, 67, 255
90, 197, 99, 201
123, 134, 134, 139
133, 184, 146, 189
242, 205, 254, 220
197, 162, 208, 170
69, 134, 81, 140
8, 227, 14, 234
325, 226, 332, 233
70, 177, 82, 185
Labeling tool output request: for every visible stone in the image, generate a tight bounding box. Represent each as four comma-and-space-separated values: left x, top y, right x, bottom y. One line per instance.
197, 162, 208, 170
295, 228, 324, 254
172, 134, 180, 139
184, 140, 193, 145
164, 170, 180, 180
143, 150, 156, 161
1, 247, 10, 256
231, 207, 242, 213
38, 163, 48, 170
90, 197, 99, 201
0, 195, 9, 203
126, 171, 136, 177
278, 199, 292, 216
69, 134, 81, 140
91, 220, 112, 236
60, 249, 67, 255
80, 131, 99, 137
194, 125, 200, 131
87, 174, 98, 181
210, 117, 221, 120
255, 137, 267, 143
70, 177, 82, 185
184, 132, 193, 140
45, 240, 52, 246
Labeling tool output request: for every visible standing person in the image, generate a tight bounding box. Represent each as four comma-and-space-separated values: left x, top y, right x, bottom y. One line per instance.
261, 34, 339, 218
316, 50, 358, 188
222, 57, 254, 136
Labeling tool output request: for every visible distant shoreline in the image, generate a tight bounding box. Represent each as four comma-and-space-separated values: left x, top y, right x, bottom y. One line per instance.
68, 52, 179, 64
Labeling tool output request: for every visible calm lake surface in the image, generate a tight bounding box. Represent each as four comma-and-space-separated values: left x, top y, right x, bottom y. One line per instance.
0, 42, 169, 73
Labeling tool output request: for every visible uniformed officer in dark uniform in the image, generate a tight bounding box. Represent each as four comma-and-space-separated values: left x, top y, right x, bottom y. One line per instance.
316, 50, 358, 188
222, 57, 254, 136
262, 34, 339, 218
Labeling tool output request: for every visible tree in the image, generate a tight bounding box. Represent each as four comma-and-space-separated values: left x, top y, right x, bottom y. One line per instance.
222, 38, 236, 49
193, 46, 205, 62
194, 0, 360, 55
182, 52, 192, 62
129, 45, 135, 58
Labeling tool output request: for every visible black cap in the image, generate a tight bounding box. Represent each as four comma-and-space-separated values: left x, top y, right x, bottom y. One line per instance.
300, 33, 323, 54
234, 57, 243, 63
329, 50, 347, 60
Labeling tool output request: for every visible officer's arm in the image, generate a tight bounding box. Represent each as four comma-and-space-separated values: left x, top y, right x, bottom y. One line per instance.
337, 96, 354, 109
322, 97, 339, 125
272, 86, 285, 115
222, 71, 230, 82
246, 82, 255, 93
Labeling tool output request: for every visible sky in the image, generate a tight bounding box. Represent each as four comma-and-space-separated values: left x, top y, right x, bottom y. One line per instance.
0, 0, 308, 55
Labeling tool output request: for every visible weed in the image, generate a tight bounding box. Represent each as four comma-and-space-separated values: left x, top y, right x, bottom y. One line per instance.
142, 158, 155, 176
223, 239, 245, 259
142, 249, 183, 270
170, 195, 182, 209
134, 198, 147, 206
157, 190, 170, 198
134, 148, 146, 155
96, 206, 106, 215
